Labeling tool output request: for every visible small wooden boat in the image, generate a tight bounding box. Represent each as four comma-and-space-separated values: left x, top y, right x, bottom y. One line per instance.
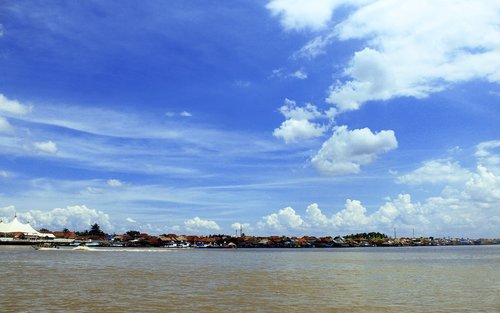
33, 243, 59, 251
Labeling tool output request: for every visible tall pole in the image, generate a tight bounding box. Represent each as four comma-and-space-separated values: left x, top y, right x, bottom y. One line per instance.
394, 227, 397, 239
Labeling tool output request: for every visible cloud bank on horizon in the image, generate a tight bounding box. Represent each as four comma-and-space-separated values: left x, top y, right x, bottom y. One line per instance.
0, 1, 499, 237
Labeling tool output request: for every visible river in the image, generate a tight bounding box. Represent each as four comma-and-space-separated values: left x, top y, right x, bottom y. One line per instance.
1, 245, 499, 312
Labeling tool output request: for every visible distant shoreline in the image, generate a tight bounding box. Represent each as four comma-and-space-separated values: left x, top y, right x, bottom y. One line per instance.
1, 238, 499, 248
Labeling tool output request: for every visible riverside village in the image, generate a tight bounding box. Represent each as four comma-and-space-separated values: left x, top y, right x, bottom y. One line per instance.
1, 215, 498, 249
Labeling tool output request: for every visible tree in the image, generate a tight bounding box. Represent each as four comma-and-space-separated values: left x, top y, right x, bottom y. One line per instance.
126, 230, 140, 237
88, 223, 105, 237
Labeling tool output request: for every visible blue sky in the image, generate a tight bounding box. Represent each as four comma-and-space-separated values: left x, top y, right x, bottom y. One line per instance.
1, 0, 499, 237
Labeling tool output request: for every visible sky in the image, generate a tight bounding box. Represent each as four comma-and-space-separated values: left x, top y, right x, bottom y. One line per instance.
0, 0, 499, 238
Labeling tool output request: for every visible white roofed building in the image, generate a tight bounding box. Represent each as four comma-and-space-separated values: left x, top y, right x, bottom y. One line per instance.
0, 216, 55, 240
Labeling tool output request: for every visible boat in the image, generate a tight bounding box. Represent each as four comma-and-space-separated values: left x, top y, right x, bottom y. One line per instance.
33, 243, 60, 251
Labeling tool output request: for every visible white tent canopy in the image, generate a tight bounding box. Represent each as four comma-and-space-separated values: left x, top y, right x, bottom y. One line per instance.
0, 216, 54, 238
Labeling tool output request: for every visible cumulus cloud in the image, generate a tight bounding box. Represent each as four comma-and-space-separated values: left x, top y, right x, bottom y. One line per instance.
231, 222, 251, 235
311, 125, 397, 175
332, 199, 369, 227
0, 94, 32, 115
476, 140, 500, 170
333, 1, 500, 111
273, 119, 326, 144
231, 222, 250, 230
269, 1, 500, 111
0, 205, 113, 232
273, 99, 328, 143
33, 140, 58, 154
258, 206, 304, 230
184, 217, 220, 232
278, 99, 322, 120
397, 160, 472, 185
180, 111, 192, 117
266, 0, 359, 31
243, 140, 500, 236
107, 179, 124, 187
0, 94, 32, 134
305, 203, 329, 227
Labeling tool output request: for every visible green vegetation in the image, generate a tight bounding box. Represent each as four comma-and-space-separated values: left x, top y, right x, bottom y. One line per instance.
75, 223, 106, 238
345, 232, 388, 240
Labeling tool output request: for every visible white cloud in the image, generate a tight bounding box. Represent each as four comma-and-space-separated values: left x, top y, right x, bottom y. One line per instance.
184, 217, 220, 232
0, 116, 14, 133
273, 99, 327, 143
0, 94, 32, 115
180, 111, 192, 117
328, 1, 500, 111
278, 99, 321, 120
258, 206, 304, 230
231, 222, 251, 235
85, 186, 103, 194
231, 222, 250, 230
33, 140, 58, 154
0, 205, 113, 232
270, 68, 309, 80
332, 199, 369, 227
273, 119, 326, 144
253, 139, 500, 236
0, 170, 9, 178
266, 0, 356, 31
397, 160, 472, 185
126, 217, 136, 223
107, 179, 124, 187
372, 194, 429, 229
289, 70, 308, 80
305, 203, 329, 227
463, 165, 500, 204
293, 33, 336, 59
327, 47, 401, 111
311, 125, 397, 175
255, 151, 500, 237
476, 140, 500, 170
270, 1, 500, 111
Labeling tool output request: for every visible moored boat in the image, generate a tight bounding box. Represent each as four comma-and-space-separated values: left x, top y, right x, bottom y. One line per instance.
33, 243, 60, 251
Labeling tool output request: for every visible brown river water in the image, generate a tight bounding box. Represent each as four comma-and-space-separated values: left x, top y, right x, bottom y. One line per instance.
1, 245, 499, 312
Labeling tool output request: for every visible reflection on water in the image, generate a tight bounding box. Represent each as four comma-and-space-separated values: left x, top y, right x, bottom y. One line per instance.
1, 245, 499, 312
